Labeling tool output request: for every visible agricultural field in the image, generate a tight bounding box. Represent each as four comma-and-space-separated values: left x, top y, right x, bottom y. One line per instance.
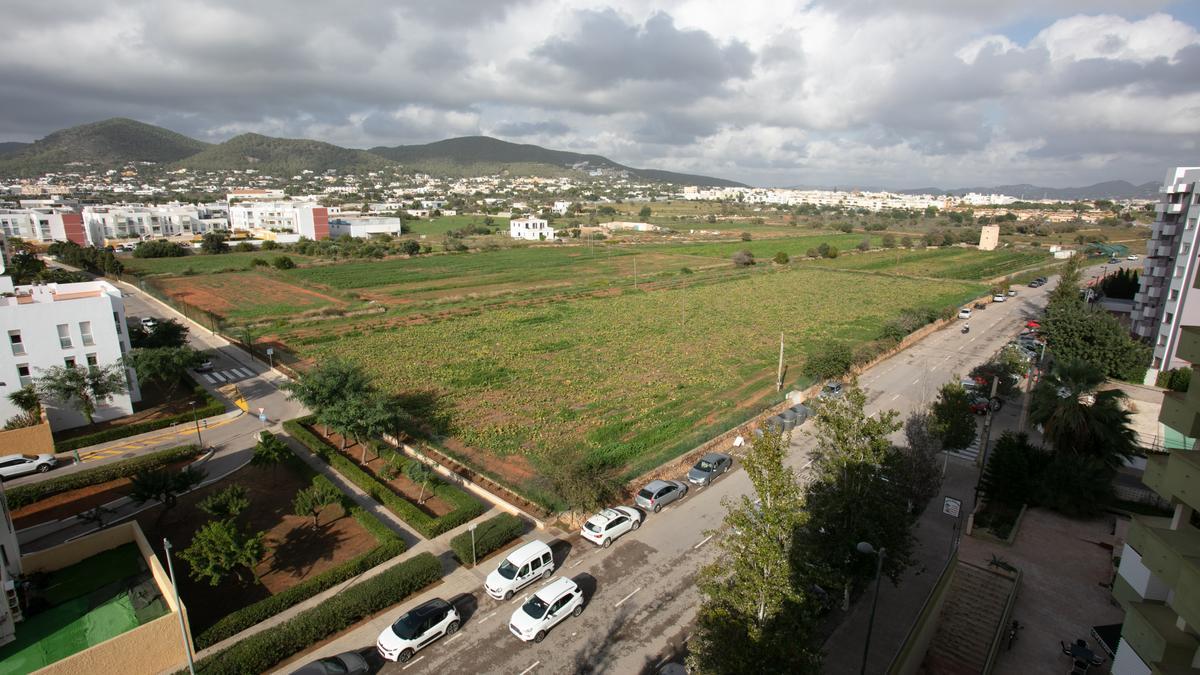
293, 267, 986, 506
645, 233, 882, 260
407, 214, 510, 237
806, 247, 1049, 280
122, 250, 312, 276
153, 272, 346, 321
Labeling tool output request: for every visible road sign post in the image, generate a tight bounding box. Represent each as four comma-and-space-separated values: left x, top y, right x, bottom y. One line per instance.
266, 347, 274, 370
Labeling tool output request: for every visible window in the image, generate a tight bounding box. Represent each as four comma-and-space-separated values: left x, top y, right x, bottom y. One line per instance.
86, 353, 98, 367
16, 364, 31, 388
113, 311, 122, 333
1171, 290, 1180, 301
8, 330, 24, 356
57, 323, 72, 349
64, 357, 76, 368
79, 321, 94, 346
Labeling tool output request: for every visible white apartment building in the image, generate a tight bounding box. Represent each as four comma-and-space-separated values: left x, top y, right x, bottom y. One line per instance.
228, 202, 331, 240
226, 188, 285, 202
552, 201, 573, 215
0, 209, 87, 245
327, 216, 405, 238
1131, 167, 1200, 380
0, 276, 140, 431
509, 216, 555, 241
81, 203, 229, 244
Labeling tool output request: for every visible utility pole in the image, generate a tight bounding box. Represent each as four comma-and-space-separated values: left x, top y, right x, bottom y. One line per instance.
971, 376, 1001, 512
776, 332, 785, 391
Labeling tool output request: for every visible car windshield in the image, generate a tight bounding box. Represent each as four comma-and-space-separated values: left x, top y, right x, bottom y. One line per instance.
584, 520, 602, 533
20, 454, 37, 460
497, 559, 519, 580
390, 611, 424, 640
638, 488, 655, 500
695, 460, 713, 472
522, 596, 549, 620
318, 657, 349, 674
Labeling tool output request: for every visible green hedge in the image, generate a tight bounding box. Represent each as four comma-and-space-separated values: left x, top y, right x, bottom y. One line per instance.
5, 444, 203, 510
284, 417, 484, 538
194, 552, 442, 675
449, 512, 526, 567
194, 507, 405, 649
54, 386, 224, 453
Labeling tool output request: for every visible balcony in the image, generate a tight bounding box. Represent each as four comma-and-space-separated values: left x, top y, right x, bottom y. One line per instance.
1179, 328, 1200, 363
1158, 245, 1178, 257
1124, 600, 1200, 668
1159, 224, 1180, 238
1151, 286, 1164, 299
1162, 391, 1200, 439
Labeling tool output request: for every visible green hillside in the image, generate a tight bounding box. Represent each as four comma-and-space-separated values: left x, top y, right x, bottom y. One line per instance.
0, 118, 209, 175
176, 133, 393, 174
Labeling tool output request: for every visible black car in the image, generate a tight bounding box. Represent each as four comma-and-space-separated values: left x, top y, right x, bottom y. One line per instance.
290, 651, 370, 675
973, 301, 987, 310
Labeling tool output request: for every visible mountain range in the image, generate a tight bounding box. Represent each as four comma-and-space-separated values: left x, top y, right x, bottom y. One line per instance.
0, 118, 744, 187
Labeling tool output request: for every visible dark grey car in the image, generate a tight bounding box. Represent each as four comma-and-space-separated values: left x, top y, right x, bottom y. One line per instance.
687, 452, 732, 486
289, 651, 370, 675
635, 479, 688, 513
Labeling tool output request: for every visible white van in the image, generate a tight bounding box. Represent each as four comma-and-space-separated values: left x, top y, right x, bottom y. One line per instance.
484, 540, 554, 601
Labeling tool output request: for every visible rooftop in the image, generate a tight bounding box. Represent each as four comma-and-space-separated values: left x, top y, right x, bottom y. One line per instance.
0, 278, 119, 307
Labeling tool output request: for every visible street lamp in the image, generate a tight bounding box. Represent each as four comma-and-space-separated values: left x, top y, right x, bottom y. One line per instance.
163, 538, 196, 675
857, 541, 886, 675
188, 401, 203, 448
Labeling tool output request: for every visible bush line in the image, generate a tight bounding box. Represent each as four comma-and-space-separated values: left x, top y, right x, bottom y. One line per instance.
193, 552, 442, 675
449, 512, 526, 567
5, 444, 203, 510
54, 387, 224, 453
284, 417, 484, 538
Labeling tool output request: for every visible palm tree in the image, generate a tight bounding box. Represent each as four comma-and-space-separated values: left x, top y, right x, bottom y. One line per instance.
1029, 358, 1137, 469
4, 385, 43, 429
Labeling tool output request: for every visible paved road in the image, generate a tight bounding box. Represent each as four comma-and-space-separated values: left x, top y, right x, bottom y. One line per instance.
280, 261, 1125, 675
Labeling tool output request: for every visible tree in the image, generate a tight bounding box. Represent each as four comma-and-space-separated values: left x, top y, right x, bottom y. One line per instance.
1047, 253, 1084, 307
134, 240, 186, 258
129, 466, 206, 522
638, 206, 652, 220
125, 347, 204, 396
732, 250, 756, 267
545, 448, 622, 514
8, 250, 46, 284
1029, 358, 1138, 470
200, 232, 229, 254
400, 239, 421, 256
180, 519, 266, 586
803, 343, 853, 381
930, 381, 976, 450
35, 364, 129, 426
250, 432, 292, 481
772, 251, 789, 265
129, 318, 189, 349
4, 385, 43, 429
978, 432, 1046, 510
688, 430, 821, 674
293, 476, 343, 526
405, 460, 435, 505
800, 389, 912, 589
199, 484, 250, 520
1041, 301, 1150, 381
280, 358, 373, 433
881, 233, 896, 248
898, 411, 944, 514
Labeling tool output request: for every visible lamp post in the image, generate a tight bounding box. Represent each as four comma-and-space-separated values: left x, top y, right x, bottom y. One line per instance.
857, 541, 886, 675
470, 523, 477, 567
163, 538, 196, 675
189, 401, 203, 448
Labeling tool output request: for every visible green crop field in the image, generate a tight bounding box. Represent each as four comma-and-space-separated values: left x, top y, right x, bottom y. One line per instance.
295, 267, 985, 505
807, 247, 1049, 280
408, 214, 510, 236
122, 250, 313, 276
645, 234, 882, 260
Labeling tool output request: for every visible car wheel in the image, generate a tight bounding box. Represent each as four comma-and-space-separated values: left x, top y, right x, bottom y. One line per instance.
602, 537, 612, 548
504, 590, 514, 601
653, 503, 662, 513
534, 630, 546, 644
572, 604, 583, 617
37, 464, 50, 473
398, 649, 414, 663
542, 568, 552, 580
631, 519, 641, 531
446, 620, 460, 635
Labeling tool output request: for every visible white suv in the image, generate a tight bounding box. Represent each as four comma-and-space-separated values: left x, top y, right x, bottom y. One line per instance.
509, 577, 584, 643
580, 506, 642, 548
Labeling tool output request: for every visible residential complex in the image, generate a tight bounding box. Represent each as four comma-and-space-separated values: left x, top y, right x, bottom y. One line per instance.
82, 203, 229, 244
1131, 167, 1200, 381
0, 276, 140, 430
0, 208, 86, 245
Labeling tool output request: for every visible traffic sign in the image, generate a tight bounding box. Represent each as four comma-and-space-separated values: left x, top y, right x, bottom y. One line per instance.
943, 497, 962, 518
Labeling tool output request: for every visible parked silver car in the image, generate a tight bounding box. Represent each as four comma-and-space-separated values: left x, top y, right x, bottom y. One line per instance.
687, 452, 732, 486
635, 479, 688, 513
0, 453, 58, 480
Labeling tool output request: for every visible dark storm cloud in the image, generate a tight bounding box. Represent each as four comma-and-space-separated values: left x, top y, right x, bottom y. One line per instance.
632, 112, 719, 146
493, 120, 571, 137
534, 10, 754, 89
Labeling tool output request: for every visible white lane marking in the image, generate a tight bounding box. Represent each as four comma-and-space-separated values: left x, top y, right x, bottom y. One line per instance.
201, 373, 216, 384
941, 355, 951, 362
969, 336, 977, 343
445, 633, 463, 645
230, 367, 250, 378
220, 369, 241, 380
614, 586, 643, 608
518, 662, 540, 675
401, 656, 424, 670
238, 367, 256, 378
570, 559, 585, 568
211, 371, 227, 382
890, 393, 901, 401
693, 534, 714, 550
480, 611, 497, 622
912, 378, 920, 385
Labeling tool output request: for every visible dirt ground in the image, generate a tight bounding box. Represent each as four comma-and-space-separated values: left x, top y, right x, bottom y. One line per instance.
156, 272, 344, 317
11, 459, 194, 530
136, 463, 377, 633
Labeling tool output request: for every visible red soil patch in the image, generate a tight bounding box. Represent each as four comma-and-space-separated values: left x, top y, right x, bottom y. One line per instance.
156, 273, 344, 317
137, 463, 377, 634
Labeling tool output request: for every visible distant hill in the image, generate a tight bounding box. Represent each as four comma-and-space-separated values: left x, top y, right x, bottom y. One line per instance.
0, 141, 30, 158
176, 133, 392, 174
0, 118, 210, 175
896, 180, 1159, 200
369, 136, 744, 187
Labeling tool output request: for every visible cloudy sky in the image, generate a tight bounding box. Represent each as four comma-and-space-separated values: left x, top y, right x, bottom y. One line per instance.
3, 0, 1199, 188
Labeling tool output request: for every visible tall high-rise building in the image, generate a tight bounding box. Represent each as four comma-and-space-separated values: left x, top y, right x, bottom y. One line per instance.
1131, 167, 1200, 381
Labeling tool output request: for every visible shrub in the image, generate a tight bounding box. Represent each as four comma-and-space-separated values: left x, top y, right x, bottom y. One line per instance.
272, 255, 296, 270
133, 240, 186, 258
5, 445, 203, 509
804, 343, 853, 380
55, 387, 222, 452
251, 258, 269, 267
857, 237, 871, 252
194, 552, 440, 673
822, 245, 839, 259
740, 232, 752, 242
901, 236, 913, 248
198, 485, 250, 520
772, 251, 789, 265
1157, 367, 1192, 392
233, 242, 256, 253
805, 248, 818, 258
881, 234, 896, 248
449, 512, 526, 567
680, 267, 693, 275
284, 417, 484, 538
731, 250, 755, 267
260, 240, 280, 251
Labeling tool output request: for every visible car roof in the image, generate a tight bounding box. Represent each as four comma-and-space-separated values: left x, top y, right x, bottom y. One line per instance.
410, 598, 450, 616
504, 539, 550, 562
534, 577, 577, 600
591, 508, 624, 523
700, 452, 728, 462
644, 479, 672, 490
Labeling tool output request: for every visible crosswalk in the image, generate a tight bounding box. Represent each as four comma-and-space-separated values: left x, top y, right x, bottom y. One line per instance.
198, 367, 256, 385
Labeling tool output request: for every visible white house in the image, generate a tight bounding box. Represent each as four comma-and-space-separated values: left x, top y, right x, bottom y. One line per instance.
0, 276, 141, 430
552, 201, 573, 215
509, 216, 556, 241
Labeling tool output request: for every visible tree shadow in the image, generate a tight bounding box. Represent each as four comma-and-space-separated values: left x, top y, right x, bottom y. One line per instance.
391, 389, 454, 438
263, 519, 348, 578
571, 604, 632, 674
548, 537, 577, 569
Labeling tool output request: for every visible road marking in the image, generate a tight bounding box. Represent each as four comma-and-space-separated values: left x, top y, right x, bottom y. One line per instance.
912, 378, 920, 385
401, 656, 424, 670
212, 371, 227, 382
570, 559, 585, 568
480, 611, 497, 622
693, 535, 714, 550
201, 373, 216, 384
890, 393, 901, 401
942, 355, 951, 362
518, 662, 540, 675
446, 633, 463, 645
970, 336, 977, 343
234, 367, 254, 378
614, 586, 642, 608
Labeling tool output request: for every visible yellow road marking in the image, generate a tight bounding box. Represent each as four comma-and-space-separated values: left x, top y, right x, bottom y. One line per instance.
78, 413, 240, 461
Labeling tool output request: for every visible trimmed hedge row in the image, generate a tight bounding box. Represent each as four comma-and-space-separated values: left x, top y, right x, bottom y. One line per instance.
54, 386, 224, 453
449, 512, 526, 567
194, 552, 442, 675
5, 444, 203, 510
284, 417, 484, 538
193, 507, 405, 649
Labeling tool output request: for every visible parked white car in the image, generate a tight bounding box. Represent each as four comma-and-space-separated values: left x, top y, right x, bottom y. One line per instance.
1127, 254, 1139, 261
0, 454, 58, 479
376, 598, 460, 663
580, 506, 642, 548
484, 540, 554, 600
992, 294, 1007, 302
958, 308, 972, 319
509, 577, 584, 643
